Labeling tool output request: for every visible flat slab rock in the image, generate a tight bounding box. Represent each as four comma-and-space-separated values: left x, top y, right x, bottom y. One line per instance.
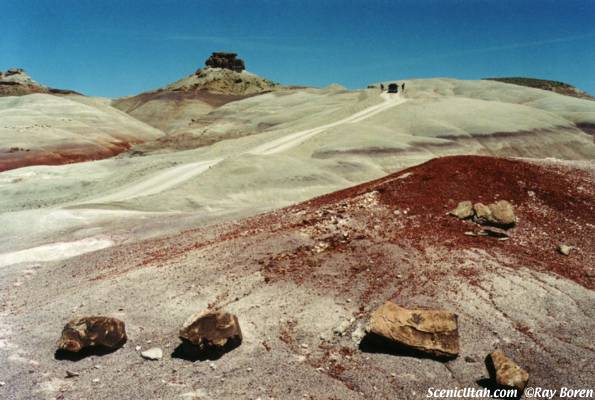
179, 310, 242, 353
488, 350, 529, 392
366, 301, 459, 359
57, 316, 127, 353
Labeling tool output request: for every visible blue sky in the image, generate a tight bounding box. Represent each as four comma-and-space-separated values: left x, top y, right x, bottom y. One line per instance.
1, 0, 594, 97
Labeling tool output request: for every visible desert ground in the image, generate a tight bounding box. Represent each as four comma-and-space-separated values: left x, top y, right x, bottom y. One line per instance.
0, 61, 594, 399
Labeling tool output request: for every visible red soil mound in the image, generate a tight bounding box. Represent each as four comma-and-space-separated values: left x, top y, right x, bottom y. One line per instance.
278, 155, 594, 289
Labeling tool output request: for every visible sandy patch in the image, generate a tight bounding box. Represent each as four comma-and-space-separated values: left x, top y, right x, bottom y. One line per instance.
0, 237, 114, 267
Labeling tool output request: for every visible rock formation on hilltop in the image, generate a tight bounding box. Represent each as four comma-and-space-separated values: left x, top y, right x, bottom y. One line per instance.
168, 51, 276, 95
0, 68, 47, 96
0, 68, 80, 97
112, 52, 279, 133
1, 68, 41, 85
204, 52, 245, 72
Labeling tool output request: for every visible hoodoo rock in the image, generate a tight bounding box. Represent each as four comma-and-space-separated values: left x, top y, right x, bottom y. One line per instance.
488, 350, 529, 393
205, 52, 245, 72
57, 316, 127, 353
179, 310, 242, 356
366, 301, 459, 359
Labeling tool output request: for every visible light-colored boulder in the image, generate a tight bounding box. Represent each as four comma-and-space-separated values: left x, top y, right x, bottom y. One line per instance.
473, 203, 492, 224
474, 201, 516, 228
448, 201, 474, 219
366, 301, 459, 358
489, 200, 516, 227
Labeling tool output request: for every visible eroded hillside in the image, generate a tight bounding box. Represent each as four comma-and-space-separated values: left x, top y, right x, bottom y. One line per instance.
1, 156, 592, 399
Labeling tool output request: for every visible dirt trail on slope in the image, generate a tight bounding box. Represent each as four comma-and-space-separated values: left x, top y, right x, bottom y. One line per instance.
248, 92, 406, 155
0, 92, 408, 268
83, 92, 407, 205
83, 159, 222, 204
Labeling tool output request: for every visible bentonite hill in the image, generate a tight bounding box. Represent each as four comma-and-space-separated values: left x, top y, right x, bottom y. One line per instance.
0, 48, 594, 400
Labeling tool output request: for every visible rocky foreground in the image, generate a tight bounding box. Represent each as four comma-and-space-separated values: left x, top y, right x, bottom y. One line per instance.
0, 155, 593, 399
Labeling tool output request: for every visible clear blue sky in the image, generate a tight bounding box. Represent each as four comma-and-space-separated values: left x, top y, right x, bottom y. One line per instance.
2, 0, 594, 97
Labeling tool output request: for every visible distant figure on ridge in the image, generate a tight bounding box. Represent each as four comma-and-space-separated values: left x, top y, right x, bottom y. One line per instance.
380, 83, 385, 91
401, 82, 405, 92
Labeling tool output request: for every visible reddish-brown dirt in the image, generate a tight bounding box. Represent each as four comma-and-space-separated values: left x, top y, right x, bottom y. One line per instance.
0, 141, 133, 172
283, 155, 595, 290
99, 156, 593, 300
24, 155, 590, 399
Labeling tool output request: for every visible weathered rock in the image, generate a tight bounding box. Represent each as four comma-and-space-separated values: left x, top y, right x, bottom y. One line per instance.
366, 301, 459, 358
558, 244, 572, 256
204, 52, 245, 72
179, 310, 242, 355
448, 201, 474, 219
488, 350, 529, 393
57, 316, 127, 353
141, 347, 163, 360
6, 68, 24, 76
473, 202, 492, 224
489, 200, 516, 227
474, 200, 516, 228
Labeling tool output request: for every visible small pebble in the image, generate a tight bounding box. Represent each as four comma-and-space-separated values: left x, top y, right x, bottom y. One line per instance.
141, 347, 163, 361
65, 370, 79, 378
558, 244, 572, 256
